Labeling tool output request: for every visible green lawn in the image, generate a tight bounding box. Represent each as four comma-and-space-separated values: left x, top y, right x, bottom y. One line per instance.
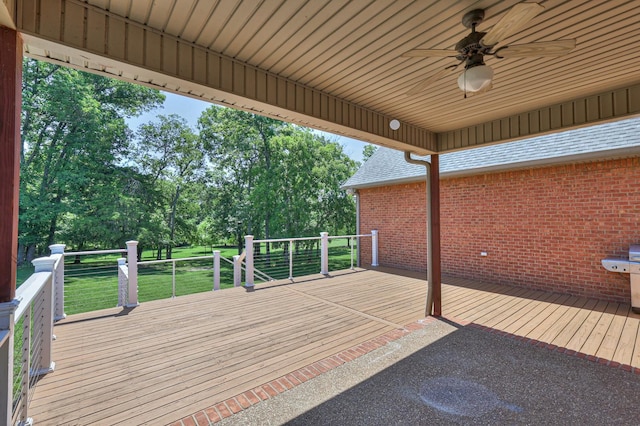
16, 240, 358, 315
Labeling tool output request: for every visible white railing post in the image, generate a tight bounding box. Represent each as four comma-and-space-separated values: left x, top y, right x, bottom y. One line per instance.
126, 241, 139, 307
233, 255, 241, 287
320, 232, 329, 275
117, 258, 127, 307
213, 250, 220, 291
49, 244, 66, 321
172, 260, 176, 298
0, 299, 19, 426
31, 257, 56, 377
288, 240, 294, 279
350, 236, 355, 270
371, 229, 379, 267
245, 235, 254, 291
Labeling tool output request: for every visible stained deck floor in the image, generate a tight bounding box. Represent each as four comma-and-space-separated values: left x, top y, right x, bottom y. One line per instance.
29, 268, 640, 425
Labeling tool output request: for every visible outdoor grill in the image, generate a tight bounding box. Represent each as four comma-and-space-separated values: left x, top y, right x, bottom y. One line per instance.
602, 244, 640, 313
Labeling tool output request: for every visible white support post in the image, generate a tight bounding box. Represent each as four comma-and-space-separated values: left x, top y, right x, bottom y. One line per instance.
117, 258, 127, 307
320, 232, 329, 275
49, 244, 66, 321
0, 299, 19, 426
245, 235, 254, 291
31, 257, 56, 377
213, 251, 220, 291
288, 240, 294, 280
371, 229, 379, 267
350, 236, 355, 270
171, 261, 176, 298
126, 241, 139, 307
233, 255, 241, 287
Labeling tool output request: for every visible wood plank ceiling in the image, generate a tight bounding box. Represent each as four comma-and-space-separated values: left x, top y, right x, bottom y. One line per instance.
13, 0, 640, 153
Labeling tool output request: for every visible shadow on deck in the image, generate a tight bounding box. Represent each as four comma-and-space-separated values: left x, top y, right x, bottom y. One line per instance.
29, 268, 640, 425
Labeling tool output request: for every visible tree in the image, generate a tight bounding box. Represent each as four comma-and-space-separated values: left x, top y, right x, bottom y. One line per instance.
134, 115, 205, 258
198, 106, 287, 245
362, 144, 378, 162
19, 59, 164, 262
198, 106, 357, 247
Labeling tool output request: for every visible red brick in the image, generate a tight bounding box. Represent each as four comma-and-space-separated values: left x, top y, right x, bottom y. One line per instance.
318, 359, 335, 371
253, 387, 270, 401
262, 383, 279, 398
270, 379, 286, 393
182, 415, 197, 426
286, 373, 302, 386
244, 390, 261, 405
170, 422, 183, 426
306, 365, 322, 376
300, 367, 315, 378
358, 158, 640, 303
205, 408, 221, 423
225, 398, 243, 414
235, 394, 251, 409
194, 411, 210, 426
314, 361, 329, 373
279, 377, 295, 390
292, 370, 308, 383
331, 355, 345, 365
215, 403, 232, 419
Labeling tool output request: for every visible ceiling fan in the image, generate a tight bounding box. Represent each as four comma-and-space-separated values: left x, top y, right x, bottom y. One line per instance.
403, 3, 576, 97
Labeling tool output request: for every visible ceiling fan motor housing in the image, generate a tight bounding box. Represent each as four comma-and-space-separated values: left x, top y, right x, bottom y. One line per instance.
455, 31, 488, 61
462, 9, 485, 29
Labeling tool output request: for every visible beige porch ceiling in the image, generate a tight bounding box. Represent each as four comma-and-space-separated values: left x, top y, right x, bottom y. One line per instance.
7, 0, 640, 153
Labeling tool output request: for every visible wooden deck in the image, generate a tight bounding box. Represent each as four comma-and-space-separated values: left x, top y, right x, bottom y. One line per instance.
29, 268, 640, 425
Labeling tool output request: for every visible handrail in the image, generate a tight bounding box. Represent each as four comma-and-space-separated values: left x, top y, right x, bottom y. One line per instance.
137, 254, 216, 265
6, 256, 57, 425
14, 272, 51, 323
65, 248, 125, 256
241, 232, 375, 286
253, 236, 320, 244
328, 234, 371, 239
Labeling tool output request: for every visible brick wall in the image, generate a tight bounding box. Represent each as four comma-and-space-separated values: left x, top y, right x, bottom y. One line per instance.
358, 157, 640, 303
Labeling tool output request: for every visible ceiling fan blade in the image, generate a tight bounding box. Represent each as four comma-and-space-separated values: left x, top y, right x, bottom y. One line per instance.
495, 39, 576, 58
480, 2, 545, 47
405, 62, 462, 96
402, 49, 458, 58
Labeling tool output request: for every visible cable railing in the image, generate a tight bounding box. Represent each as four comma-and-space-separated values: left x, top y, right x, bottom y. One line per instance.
240, 231, 378, 289
137, 252, 234, 302
5, 255, 58, 426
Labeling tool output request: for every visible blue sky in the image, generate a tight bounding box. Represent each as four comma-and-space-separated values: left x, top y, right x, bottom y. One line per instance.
126, 91, 370, 163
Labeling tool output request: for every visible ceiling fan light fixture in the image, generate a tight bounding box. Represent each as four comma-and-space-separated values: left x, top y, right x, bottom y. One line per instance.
457, 65, 494, 92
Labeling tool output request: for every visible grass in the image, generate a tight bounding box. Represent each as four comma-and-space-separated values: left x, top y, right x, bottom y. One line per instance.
15, 240, 358, 315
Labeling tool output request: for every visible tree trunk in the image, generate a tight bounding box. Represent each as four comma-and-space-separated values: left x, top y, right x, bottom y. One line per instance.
17, 243, 26, 266
26, 244, 36, 263
156, 245, 163, 260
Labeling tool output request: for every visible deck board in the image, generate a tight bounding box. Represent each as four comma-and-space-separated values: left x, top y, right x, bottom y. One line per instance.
28, 269, 640, 425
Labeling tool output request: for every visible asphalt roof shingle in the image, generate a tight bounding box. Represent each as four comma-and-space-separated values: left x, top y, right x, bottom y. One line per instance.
342, 117, 640, 189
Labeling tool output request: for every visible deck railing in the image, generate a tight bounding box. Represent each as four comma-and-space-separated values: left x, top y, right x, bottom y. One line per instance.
1, 255, 59, 425
137, 251, 234, 301
238, 230, 378, 290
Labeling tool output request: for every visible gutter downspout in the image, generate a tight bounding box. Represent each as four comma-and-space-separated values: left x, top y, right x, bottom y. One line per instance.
355, 191, 361, 267
404, 152, 440, 316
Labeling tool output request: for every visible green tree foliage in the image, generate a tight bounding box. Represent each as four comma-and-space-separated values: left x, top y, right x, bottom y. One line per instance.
134, 115, 204, 258
198, 106, 357, 244
19, 59, 164, 262
19, 61, 357, 264
362, 144, 378, 162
